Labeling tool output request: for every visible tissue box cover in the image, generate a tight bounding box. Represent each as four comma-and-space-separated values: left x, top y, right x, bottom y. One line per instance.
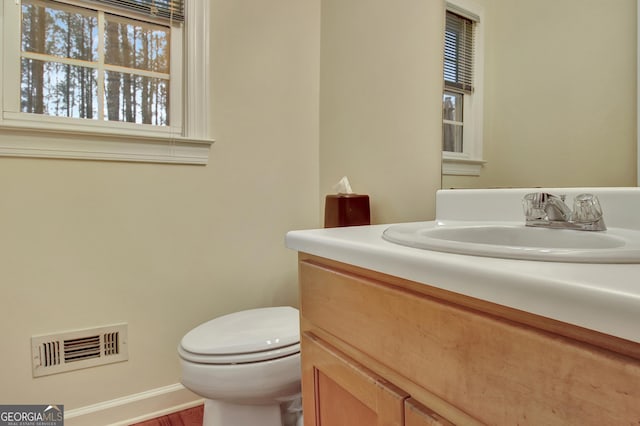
324, 194, 370, 228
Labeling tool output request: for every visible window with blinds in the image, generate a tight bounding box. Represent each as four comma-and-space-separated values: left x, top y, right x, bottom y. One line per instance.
1, 0, 211, 164
444, 10, 475, 94
443, 9, 477, 154
19, 0, 182, 126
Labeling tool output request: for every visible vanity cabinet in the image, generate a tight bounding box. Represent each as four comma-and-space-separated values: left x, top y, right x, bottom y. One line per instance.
298, 253, 640, 425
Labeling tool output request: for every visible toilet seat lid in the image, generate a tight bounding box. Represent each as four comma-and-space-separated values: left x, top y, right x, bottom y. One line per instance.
180, 306, 300, 356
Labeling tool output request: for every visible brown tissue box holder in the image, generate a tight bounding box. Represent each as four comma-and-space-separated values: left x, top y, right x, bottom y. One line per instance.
324, 194, 370, 228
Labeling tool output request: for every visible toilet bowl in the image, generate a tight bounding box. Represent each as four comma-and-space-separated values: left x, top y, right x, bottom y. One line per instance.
178, 306, 302, 426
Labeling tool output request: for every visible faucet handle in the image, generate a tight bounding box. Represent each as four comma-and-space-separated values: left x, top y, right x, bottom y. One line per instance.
522, 192, 547, 220
572, 193, 603, 223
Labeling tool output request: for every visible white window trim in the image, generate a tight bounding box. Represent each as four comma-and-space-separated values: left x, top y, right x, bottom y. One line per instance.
0, 0, 213, 165
442, 0, 485, 176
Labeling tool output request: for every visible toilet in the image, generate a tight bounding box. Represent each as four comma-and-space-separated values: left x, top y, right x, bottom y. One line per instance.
178, 306, 302, 426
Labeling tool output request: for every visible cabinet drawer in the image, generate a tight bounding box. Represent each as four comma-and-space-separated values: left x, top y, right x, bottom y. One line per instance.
299, 258, 640, 425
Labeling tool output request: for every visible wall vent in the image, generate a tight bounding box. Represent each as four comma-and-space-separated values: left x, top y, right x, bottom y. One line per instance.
31, 324, 128, 377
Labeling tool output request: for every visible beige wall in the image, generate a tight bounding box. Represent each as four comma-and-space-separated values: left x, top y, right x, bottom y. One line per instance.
0, 0, 320, 411
319, 0, 444, 224
444, 0, 637, 189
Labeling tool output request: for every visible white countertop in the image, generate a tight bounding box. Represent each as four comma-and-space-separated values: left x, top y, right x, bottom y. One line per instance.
286, 188, 640, 344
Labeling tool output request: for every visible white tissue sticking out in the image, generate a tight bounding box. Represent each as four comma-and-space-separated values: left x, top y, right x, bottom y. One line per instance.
333, 176, 353, 194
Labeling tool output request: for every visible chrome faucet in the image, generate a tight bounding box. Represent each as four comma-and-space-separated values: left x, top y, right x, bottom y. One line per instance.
522, 192, 607, 231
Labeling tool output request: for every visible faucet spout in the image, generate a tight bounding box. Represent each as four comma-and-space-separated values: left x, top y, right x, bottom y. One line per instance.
542, 193, 572, 222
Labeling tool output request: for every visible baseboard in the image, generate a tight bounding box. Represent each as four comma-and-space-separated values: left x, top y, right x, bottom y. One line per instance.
64, 383, 204, 426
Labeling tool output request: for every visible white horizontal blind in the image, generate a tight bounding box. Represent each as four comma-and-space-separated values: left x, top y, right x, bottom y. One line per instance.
444, 10, 475, 94
85, 0, 184, 22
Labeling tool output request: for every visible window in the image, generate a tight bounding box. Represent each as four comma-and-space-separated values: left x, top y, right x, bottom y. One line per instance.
0, 0, 212, 164
442, 1, 484, 176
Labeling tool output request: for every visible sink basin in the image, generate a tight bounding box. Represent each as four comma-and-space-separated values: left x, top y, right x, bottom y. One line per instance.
382, 222, 640, 263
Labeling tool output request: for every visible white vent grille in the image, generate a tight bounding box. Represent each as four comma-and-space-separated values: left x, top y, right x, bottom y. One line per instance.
31, 324, 128, 377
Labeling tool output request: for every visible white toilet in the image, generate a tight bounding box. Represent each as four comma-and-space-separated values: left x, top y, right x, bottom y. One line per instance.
178, 306, 302, 426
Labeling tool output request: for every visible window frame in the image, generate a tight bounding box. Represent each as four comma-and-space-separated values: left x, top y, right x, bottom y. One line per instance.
442, 0, 485, 176
0, 0, 212, 164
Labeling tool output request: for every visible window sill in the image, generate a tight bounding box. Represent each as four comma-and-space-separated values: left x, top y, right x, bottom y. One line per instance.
442, 155, 486, 176
0, 120, 214, 165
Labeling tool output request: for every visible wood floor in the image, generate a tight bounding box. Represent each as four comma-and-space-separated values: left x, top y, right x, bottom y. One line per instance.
130, 405, 203, 426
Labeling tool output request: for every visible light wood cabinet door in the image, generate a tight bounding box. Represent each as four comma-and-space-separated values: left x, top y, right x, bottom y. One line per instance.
301, 331, 408, 426
405, 398, 455, 426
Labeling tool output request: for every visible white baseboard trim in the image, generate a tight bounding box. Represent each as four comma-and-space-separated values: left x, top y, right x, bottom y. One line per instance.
64, 383, 204, 426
